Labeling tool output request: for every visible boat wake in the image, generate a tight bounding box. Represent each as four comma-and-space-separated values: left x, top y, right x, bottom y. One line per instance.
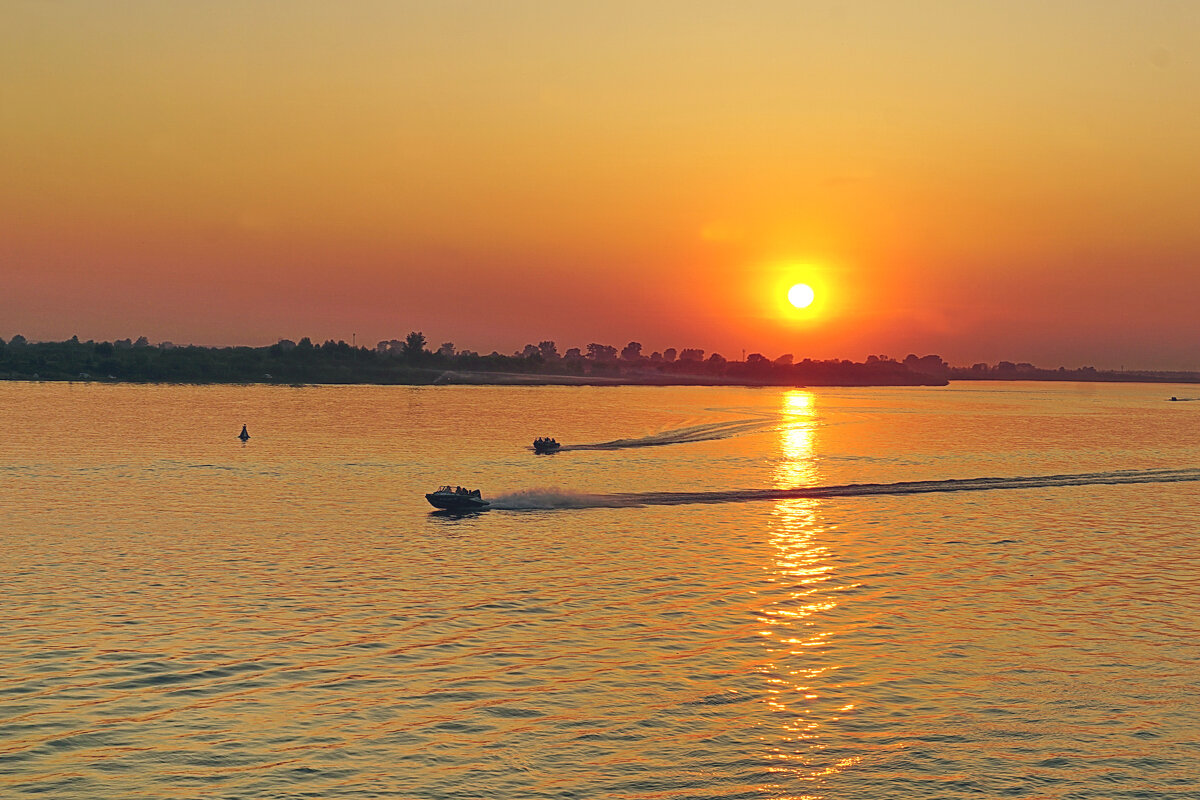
487, 488, 627, 510
559, 417, 785, 451
489, 468, 1200, 511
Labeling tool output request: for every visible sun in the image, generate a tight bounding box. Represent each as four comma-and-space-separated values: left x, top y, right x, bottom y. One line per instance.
787, 283, 816, 309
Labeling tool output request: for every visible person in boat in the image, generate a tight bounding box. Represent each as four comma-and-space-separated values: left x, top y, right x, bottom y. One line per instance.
239, 424, 250, 441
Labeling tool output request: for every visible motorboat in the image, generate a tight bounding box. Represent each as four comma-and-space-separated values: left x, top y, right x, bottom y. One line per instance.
425, 486, 489, 512
533, 437, 561, 454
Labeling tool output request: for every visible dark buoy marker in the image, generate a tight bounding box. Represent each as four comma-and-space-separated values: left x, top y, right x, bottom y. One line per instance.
238, 424, 250, 441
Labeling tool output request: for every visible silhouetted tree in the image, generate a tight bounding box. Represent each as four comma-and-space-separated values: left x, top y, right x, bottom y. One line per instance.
437, 342, 456, 357
774, 353, 793, 366
586, 343, 617, 362
538, 340, 558, 360
903, 354, 949, 376
663, 348, 677, 363
679, 348, 704, 362
401, 331, 427, 360
620, 341, 643, 361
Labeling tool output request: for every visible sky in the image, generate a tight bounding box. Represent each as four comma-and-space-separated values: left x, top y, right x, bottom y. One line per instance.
3, 1, 1199, 369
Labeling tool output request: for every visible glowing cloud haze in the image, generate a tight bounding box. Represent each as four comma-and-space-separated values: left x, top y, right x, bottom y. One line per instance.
3, 1, 1198, 368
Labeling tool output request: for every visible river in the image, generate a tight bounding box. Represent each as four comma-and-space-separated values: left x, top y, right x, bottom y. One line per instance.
2, 381, 1198, 798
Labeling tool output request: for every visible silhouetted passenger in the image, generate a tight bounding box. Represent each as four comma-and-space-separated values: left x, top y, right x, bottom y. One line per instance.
238, 424, 250, 441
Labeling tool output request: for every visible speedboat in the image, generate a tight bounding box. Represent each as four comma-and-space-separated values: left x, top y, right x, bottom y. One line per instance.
533, 437, 561, 454
425, 486, 489, 512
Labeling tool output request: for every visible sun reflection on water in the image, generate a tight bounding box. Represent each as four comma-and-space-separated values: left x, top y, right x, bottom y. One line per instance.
758, 390, 861, 792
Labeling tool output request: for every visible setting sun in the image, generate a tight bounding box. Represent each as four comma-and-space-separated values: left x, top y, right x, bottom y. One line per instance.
788, 283, 816, 309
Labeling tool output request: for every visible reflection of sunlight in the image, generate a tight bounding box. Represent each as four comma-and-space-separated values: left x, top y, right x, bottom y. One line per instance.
775, 390, 819, 537
757, 390, 861, 793
776, 390, 817, 490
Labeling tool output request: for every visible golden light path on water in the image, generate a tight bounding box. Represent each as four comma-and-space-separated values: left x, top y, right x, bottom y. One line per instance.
760, 391, 861, 793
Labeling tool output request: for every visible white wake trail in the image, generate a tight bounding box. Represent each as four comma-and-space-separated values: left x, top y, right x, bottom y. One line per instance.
487, 468, 1200, 510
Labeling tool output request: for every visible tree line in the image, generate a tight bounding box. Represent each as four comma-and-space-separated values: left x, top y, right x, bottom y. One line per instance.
0, 332, 974, 386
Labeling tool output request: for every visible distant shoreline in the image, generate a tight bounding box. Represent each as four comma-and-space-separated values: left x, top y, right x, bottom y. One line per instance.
0, 371, 947, 388
6, 372, 1200, 388
4, 337, 1199, 386
427, 370, 946, 387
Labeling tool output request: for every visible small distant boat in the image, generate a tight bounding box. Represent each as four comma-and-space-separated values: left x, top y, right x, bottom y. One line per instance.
425, 486, 489, 512
238, 424, 250, 441
533, 437, 561, 454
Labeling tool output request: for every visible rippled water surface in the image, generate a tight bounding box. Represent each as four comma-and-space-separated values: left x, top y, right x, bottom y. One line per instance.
3, 381, 1199, 799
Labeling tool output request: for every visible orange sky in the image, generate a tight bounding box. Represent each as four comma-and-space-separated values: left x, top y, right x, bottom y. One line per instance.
3, 1, 1199, 368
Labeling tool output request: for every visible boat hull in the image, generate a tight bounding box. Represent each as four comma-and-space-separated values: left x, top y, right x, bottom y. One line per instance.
425, 493, 490, 512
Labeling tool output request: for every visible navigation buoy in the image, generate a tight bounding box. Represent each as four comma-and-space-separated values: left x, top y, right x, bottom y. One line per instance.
238, 424, 250, 441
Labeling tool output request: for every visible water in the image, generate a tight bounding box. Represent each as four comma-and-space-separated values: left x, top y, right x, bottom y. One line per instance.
2, 381, 1199, 799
